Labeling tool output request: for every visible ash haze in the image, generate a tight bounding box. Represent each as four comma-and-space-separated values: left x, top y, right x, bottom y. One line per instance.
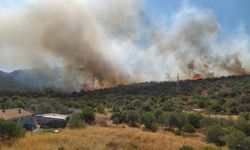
0, 0, 250, 91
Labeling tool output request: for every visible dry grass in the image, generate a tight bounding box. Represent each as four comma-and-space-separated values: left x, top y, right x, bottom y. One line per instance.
0, 126, 223, 150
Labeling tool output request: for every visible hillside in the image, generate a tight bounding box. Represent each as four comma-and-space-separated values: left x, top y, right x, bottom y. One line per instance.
0, 68, 65, 91
0, 126, 220, 150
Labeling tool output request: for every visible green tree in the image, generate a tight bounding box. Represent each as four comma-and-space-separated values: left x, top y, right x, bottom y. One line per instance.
141, 112, 157, 132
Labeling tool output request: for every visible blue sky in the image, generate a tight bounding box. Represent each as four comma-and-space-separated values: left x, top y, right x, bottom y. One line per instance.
1, 0, 250, 36
145, 0, 250, 36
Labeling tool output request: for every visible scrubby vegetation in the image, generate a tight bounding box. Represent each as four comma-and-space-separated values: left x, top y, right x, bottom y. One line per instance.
2, 75, 250, 149
0, 119, 24, 142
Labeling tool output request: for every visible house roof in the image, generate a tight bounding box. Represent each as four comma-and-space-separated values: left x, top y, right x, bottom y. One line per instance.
35, 113, 69, 120
0, 108, 33, 120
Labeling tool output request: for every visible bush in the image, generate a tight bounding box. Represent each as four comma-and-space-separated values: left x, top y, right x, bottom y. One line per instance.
182, 123, 196, 133
187, 113, 202, 128
210, 103, 222, 112
168, 112, 187, 129
0, 119, 24, 142
198, 100, 207, 108
111, 112, 126, 124
81, 108, 95, 124
162, 101, 174, 111
224, 130, 250, 150
141, 112, 157, 132
205, 125, 225, 146
125, 110, 139, 127
68, 113, 85, 129
200, 117, 216, 128
179, 145, 195, 150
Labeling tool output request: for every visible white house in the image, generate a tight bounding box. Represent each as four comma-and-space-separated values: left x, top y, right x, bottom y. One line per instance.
34, 113, 69, 128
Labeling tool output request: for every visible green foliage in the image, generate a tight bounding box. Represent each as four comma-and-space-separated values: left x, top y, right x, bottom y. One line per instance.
125, 110, 139, 127
205, 125, 225, 146
68, 113, 85, 129
81, 108, 95, 124
209, 103, 222, 113
200, 117, 216, 128
96, 105, 106, 114
160, 112, 187, 129
0, 119, 24, 142
162, 101, 174, 111
198, 100, 207, 108
224, 131, 250, 150
141, 112, 157, 132
168, 112, 187, 129
182, 123, 196, 133
179, 145, 195, 150
111, 112, 126, 124
224, 127, 239, 135
187, 113, 202, 128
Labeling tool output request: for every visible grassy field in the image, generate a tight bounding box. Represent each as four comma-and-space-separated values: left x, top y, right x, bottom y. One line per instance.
0, 126, 223, 150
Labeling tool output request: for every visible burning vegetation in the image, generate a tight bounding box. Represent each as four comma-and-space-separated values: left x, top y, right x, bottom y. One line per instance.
193, 74, 202, 80
0, 0, 250, 91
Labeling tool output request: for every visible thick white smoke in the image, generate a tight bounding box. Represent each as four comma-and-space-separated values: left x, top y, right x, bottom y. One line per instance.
0, 0, 250, 90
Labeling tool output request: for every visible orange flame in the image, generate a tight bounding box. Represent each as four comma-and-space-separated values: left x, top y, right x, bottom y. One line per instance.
83, 84, 94, 92
193, 74, 202, 80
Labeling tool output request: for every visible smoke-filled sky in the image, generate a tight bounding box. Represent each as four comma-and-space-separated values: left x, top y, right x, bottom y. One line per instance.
0, 0, 250, 89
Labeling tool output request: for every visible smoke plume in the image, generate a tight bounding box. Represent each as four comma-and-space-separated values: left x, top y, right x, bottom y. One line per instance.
0, 0, 250, 91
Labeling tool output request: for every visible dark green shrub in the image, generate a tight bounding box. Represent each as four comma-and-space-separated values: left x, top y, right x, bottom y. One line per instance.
200, 117, 216, 128
0, 119, 24, 142
68, 113, 85, 129
154, 109, 163, 122
198, 100, 207, 108
182, 123, 196, 133
169, 112, 187, 129
162, 101, 174, 111
224, 130, 249, 150
205, 125, 225, 146
224, 127, 239, 135
125, 110, 139, 127
111, 112, 126, 124
141, 112, 157, 132
187, 113, 202, 128
210, 103, 222, 112
81, 108, 95, 124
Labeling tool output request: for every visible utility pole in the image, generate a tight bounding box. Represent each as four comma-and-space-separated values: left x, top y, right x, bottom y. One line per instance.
176, 73, 181, 93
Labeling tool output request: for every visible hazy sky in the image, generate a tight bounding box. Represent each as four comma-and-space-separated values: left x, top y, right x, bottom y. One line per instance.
145, 0, 250, 36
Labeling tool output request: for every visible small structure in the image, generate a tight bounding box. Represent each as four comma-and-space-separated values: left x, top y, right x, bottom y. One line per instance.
0, 108, 33, 128
34, 113, 69, 128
